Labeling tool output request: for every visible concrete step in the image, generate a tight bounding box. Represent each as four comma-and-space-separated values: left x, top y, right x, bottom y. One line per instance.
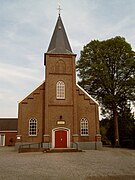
18, 148, 48, 153
44, 148, 82, 153
18, 148, 83, 153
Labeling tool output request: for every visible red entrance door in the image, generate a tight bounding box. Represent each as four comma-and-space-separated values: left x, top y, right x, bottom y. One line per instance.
55, 130, 67, 148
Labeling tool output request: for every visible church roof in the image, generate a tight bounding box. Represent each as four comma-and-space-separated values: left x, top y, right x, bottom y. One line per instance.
47, 15, 73, 54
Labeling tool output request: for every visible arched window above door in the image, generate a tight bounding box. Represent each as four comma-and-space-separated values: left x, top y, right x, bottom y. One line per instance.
56, 81, 65, 99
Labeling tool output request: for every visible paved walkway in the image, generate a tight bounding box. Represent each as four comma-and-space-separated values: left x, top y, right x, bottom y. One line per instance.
0, 147, 135, 180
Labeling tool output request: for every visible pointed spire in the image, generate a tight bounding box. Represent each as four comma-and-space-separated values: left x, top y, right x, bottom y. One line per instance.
47, 15, 73, 54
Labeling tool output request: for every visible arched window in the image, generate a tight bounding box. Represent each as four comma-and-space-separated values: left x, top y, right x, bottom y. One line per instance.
29, 118, 37, 136
80, 118, 89, 136
56, 81, 65, 99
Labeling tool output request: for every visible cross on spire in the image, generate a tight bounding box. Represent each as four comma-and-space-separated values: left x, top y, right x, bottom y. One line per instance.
57, 4, 62, 16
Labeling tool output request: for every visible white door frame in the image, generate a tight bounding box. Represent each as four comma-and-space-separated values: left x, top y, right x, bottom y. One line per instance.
52, 127, 70, 148
0, 134, 5, 146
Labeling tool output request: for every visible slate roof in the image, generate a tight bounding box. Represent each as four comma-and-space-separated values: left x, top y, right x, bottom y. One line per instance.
0, 118, 18, 131
47, 15, 73, 54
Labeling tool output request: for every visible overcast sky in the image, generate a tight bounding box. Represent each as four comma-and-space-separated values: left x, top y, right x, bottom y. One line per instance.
0, 0, 135, 117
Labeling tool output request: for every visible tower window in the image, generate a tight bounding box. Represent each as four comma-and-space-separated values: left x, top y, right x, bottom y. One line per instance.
56, 81, 65, 99
29, 118, 37, 136
80, 118, 89, 136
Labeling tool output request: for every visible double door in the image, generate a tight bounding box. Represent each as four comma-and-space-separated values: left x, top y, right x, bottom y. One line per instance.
55, 130, 67, 148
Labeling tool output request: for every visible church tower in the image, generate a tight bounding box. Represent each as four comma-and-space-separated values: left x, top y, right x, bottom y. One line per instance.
16, 14, 102, 150
43, 14, 78, 148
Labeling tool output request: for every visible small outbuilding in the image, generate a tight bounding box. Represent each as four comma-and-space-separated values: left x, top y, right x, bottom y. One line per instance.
0, 118, 17, 146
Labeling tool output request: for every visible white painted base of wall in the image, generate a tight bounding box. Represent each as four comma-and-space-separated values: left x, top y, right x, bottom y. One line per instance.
42, 141, 102, 150
77, 142, 102, 150
15, 141, 102, 151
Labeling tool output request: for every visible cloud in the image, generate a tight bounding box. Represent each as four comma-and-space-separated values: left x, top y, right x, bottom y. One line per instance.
0, 0, 135, 117
0, 62, 41, 83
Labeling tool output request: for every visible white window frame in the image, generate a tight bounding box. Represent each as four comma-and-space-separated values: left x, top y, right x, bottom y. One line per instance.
80, 118, 89, 136
29, 118, 37, 136
56, 81, 65, 99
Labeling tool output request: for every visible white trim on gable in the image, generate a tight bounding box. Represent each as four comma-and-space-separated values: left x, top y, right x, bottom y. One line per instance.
76, 84, 99, 105
19, 81, 45, 103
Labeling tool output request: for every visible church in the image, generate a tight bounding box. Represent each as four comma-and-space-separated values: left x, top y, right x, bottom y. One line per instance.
15, 14, 102, 150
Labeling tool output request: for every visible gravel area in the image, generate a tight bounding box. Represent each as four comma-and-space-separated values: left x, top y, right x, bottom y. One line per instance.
0, 147, 135, 180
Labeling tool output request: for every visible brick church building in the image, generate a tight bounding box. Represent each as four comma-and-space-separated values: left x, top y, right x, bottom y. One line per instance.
16, 14, 102, 150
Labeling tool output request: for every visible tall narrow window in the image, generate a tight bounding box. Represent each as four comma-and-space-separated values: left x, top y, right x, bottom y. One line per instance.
80, 118, 89, 136
56, 81, 65, 99
29, 118, 37, 136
